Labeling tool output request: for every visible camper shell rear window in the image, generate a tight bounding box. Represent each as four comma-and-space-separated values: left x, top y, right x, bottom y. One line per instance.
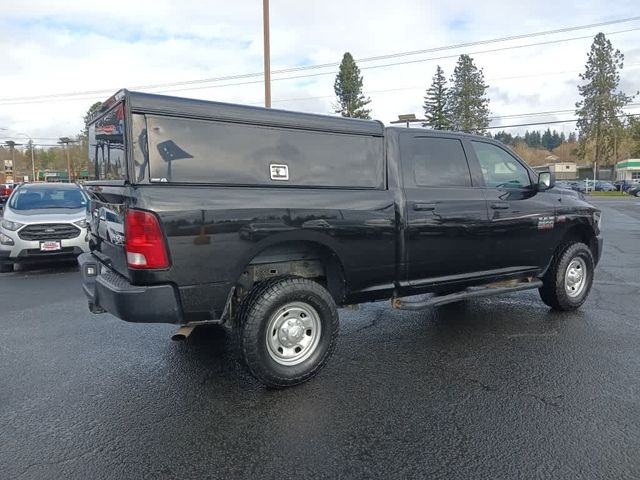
145, 115, 384, 188
87, 103, 127, 181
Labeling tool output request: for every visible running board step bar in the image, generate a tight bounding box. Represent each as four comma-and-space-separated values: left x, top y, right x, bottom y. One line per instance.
392, 279, 543, 310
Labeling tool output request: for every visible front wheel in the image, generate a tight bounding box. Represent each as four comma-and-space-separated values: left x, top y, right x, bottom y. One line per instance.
539, 242, 594, 311
238, 277, 339, 388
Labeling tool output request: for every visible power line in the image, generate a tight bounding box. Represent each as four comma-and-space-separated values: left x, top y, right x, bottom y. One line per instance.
67, 25, 640, 101
2, 16, 640, 105
3, 25, 639, 107
241, 66, 640, 107
487, 113, 639, 129
491, 104, 640, 121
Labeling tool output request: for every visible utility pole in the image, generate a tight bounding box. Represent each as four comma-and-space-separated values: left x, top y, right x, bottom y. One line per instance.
263, 0, 271, 108
58, 137, 73, 182
593, 122, 600, 187
26, 139, 36, 182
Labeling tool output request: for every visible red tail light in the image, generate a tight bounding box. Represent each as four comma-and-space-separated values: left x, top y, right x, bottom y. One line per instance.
125, 209, 169, 269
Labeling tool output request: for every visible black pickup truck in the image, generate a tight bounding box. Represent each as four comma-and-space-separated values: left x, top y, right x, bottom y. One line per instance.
79, 90, 602, 387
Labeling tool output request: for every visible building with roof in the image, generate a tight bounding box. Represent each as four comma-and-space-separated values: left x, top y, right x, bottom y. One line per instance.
544, 161, 578, 180
615, 159, 640, 181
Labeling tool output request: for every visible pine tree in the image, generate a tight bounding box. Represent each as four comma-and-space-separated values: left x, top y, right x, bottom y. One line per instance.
448, 54, 490, 134
524, 130, 543, 148
541, 128, 553, 150
493, 130, 513, 145
423, 65, 450, 129
333, 52, 371, 119
575, 33, 632, 167
532, 131, 541, 147
541, 128, 562, 151
82, 102, 103, 138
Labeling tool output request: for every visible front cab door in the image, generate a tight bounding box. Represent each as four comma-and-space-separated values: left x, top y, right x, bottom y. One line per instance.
467, 140, 560, 272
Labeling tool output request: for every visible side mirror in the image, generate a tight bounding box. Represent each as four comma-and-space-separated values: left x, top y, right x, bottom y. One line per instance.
537, 171, 555, 191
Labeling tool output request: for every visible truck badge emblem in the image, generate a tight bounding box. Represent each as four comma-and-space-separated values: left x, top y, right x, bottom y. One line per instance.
270, 164, 289, 181
537, 216, 554, 230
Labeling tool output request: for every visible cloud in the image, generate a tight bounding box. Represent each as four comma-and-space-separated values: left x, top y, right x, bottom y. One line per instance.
0, 0, 639, 142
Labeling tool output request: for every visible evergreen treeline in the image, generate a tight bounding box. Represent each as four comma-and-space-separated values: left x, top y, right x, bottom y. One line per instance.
492, 129, 578, 150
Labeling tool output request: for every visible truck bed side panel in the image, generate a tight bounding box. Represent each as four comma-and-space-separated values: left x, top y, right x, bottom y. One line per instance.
130, 185, 397, 318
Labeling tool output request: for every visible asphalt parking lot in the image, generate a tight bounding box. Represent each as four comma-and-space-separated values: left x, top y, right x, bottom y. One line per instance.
1, 197, 639, 480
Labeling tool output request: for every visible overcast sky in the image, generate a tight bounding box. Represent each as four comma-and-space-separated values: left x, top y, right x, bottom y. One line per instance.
1, 0, 639, 145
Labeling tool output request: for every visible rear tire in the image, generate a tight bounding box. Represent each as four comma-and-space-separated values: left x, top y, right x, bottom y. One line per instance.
539, 242, 594, 311
238, 277, 339, 388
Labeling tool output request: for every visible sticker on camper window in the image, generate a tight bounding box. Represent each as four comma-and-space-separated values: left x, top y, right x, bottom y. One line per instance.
270, 164, 289, 181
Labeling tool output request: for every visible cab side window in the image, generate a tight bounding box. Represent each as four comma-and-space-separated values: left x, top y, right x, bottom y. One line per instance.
471, 141, 531, 189
409, 137, 472, 187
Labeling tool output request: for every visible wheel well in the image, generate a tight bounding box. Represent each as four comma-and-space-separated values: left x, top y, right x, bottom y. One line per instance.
235, 241, 346, 304
561, 224, 597, 258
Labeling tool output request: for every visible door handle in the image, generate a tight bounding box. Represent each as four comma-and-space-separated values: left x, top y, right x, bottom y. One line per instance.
413, 203, 436, 211
490, 202, 510, 210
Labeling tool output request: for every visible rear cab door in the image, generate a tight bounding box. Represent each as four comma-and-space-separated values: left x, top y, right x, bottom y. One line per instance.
398, 130, 491, 292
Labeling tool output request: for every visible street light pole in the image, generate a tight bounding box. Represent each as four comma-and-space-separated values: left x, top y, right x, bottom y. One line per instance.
263, 0, 271, 108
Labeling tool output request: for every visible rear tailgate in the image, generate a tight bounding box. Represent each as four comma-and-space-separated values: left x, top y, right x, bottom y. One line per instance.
85, 99, 130, 278
85, 184, 130, 278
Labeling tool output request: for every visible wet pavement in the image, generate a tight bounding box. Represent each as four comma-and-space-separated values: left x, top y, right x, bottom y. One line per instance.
1, 197, 639, 479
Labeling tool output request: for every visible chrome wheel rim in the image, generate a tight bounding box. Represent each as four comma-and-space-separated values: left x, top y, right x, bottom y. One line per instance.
565, 257, 587, 298
266, 302, 321, 366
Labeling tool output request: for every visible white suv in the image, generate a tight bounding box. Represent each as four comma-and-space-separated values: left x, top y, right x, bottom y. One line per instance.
0, 183, 89, 273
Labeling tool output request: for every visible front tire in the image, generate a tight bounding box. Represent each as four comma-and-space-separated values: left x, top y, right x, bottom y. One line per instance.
539, 242, 594, 311
238, 277, 339, 388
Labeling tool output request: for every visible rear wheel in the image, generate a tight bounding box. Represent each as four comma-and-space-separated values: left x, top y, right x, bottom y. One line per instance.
539, 242, 594, 311
237, 277, 339, 388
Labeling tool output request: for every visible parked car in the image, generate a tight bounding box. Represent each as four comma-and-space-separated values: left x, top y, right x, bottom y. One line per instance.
0, 183, 17, 207
627, 185, 640, 197
79, 90, 603, 388
555, 181, 573, 189
613, 180, 639, 192
553, 182, 583, 199
0, 183, 90, 272
568, 181, 587, 193
595, 181, 616, 192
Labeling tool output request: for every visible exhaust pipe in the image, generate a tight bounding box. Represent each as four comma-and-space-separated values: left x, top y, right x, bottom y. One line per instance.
171, 325, 195, 341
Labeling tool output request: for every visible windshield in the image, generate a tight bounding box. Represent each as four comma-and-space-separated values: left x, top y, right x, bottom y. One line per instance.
8, 187, 87, 210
